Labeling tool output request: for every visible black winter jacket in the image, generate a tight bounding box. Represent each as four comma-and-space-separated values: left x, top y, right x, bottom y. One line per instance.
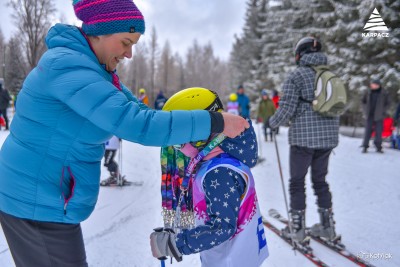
362, 88, 389, 121
0, 88, 11, 110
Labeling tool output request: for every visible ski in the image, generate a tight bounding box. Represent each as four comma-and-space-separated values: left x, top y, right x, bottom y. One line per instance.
108, 181, 143, 187
100, 175, 144, 187
268, 209, 375, 267
262, 217, 329, 267
100, 181, 143, 187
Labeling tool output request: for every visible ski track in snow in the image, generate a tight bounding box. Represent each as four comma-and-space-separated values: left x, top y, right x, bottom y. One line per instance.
85, 214, 134, 245
0, 124, 399, 267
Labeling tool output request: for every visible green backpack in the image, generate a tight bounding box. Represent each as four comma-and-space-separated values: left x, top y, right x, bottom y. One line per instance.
306, 65, 347, 117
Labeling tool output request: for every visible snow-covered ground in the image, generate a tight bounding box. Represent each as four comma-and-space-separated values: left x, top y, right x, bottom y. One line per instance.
0, 125, 399, 267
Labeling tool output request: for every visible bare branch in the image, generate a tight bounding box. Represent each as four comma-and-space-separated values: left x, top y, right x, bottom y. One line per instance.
8, 0, 56, 70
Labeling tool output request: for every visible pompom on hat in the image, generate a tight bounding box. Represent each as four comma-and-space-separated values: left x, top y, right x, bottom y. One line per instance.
73, 0, 145, 36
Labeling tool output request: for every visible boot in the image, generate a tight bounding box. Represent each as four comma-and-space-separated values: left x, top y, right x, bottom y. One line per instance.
100, 176, 117, 186
100, 172, 118, 186
282, 209, 307, 244
310, 208, 339, 241
115, 173, 128, 186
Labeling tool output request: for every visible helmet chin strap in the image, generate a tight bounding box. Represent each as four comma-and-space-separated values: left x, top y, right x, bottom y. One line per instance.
295, 54, 301, 65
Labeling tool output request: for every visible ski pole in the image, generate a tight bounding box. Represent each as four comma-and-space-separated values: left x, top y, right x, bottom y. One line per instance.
118, 139, 123, 186
255, 121, 266, 163
119, 139, 123, 175
257, 122, 263, 155
272, 131, 296, 254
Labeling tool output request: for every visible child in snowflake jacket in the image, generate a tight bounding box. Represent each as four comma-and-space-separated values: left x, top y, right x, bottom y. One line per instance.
151, 119, 269, 267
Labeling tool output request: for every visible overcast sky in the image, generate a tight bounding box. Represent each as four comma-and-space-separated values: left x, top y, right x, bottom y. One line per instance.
0, 0, 247, 60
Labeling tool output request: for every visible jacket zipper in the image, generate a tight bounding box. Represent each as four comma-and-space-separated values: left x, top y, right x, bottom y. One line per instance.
60, 166, 76, 215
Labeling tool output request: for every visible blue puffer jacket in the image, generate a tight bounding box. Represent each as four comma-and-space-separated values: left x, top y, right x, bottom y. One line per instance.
0, 24, 211, 224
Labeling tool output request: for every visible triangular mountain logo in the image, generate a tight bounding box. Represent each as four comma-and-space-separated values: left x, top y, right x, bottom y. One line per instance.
363, 8, 389, 31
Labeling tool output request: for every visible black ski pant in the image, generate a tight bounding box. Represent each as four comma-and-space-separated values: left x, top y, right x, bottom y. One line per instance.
289, 146, 333, 210
263, 116, 273, 141
0, 210, 88, 267
362, 117, 383, 150
104, 149, 118, 174
0, 108, 9, 130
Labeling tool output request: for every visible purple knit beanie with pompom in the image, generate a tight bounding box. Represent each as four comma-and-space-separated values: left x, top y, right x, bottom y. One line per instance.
73, 0, 145, 36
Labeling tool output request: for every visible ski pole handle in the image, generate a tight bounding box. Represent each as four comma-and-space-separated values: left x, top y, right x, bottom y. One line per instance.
154, 227, 170, 262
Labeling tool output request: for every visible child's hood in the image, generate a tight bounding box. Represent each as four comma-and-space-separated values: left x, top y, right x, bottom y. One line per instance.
219, 120, 259, 168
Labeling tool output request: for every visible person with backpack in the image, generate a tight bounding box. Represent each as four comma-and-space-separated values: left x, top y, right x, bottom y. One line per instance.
268, 36, 340, 245
150, 88, 269, 266
361, 79, 390, 153
257, 89, 276, 141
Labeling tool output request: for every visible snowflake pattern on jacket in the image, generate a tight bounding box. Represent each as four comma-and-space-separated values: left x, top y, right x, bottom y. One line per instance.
176, 166, 246, 254
175, 120, 261, 254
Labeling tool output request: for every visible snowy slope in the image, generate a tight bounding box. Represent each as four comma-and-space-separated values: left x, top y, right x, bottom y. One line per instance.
0, 125, 399, 267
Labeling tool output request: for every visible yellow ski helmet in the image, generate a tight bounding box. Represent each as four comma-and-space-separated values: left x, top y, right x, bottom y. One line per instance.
229, 93, 238, 102
139, 88, 146, 94
162, 87, 223, 112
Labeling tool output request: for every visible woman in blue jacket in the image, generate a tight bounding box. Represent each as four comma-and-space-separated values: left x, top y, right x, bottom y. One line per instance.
0, 1, 249, 266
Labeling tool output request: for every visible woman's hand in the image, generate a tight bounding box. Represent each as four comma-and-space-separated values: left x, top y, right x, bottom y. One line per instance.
221, 112, 250, 138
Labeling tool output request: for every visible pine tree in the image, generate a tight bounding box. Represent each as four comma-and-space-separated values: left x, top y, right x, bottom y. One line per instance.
248, 0, 269, 95
320, 0, 400, 118
241, 0, 399, 124
230, 0, 265, 98
258, 0, 296, 92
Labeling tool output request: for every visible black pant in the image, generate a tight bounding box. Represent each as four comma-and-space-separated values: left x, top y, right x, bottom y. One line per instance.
0, 108, 9, 130
263, 117, 273, 141
0, 211, 88, 267
289, 146, 333, 210
104, 149, 118, 173
362, 117, 383, 149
